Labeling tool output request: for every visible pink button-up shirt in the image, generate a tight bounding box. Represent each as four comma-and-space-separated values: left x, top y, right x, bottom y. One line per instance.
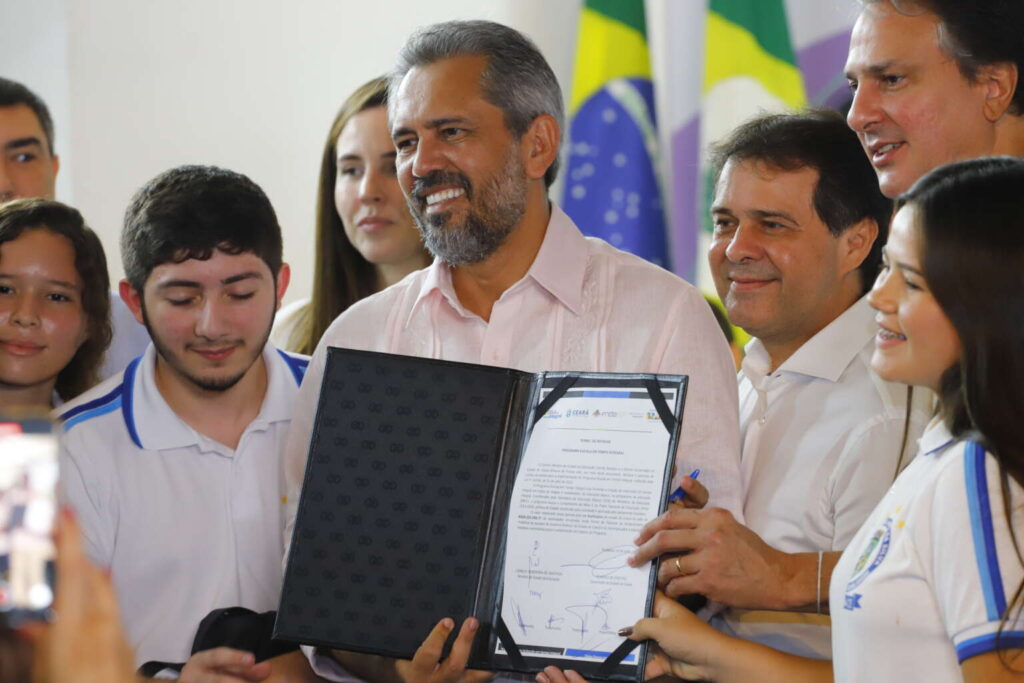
283, 205, 741, 525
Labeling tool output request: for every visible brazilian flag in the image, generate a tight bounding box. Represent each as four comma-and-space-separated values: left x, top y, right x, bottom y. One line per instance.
699, 0, 807, 244
704, 0, 806, 109
562, 0, 668, 268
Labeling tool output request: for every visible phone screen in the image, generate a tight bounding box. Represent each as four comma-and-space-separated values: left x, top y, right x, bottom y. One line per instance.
0, 417, 57, 623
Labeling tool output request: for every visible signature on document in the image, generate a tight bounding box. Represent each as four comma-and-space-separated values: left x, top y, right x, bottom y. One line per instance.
560, 545, 633, 578
526, 540, 543, 598
564, 589, 614, 640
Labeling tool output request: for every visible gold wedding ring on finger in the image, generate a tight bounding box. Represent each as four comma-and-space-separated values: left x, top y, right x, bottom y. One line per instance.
674, 556, 683, 575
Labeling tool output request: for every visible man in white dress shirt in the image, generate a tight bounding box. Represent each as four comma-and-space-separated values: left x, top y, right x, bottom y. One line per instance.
630, 110, 930, 659
283, 19, 743, 681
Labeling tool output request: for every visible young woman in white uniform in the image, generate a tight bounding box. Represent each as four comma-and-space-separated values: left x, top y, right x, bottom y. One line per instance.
545, 158, 1024, 683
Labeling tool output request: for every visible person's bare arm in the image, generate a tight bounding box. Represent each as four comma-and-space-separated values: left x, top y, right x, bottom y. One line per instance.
536, 594, 830, 683
962, 650, 1024, 682
34, 510, 139, 683
627, 593, 832, 683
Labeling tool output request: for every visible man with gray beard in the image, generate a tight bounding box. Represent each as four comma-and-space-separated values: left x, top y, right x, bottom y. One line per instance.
281, 20, 742, 680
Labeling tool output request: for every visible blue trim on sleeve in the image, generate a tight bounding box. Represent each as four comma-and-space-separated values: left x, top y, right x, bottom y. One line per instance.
277, 349, 308, 386
965, 441, 1007, 621
58, 383, 124, 424
121, 356, 143, 449
956, 630, 1024, 662
62, 393, 123, 432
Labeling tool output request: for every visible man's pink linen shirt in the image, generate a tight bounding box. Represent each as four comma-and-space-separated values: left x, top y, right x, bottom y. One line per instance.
283, 205, 742, 526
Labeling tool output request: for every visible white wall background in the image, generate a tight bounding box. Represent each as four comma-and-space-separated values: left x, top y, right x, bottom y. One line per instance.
2, 0, 857, 303
0, 0, 75, 201
0, 0, 582, 303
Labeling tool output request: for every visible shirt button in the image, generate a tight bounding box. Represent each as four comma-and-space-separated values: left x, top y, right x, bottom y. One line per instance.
758, 415, 767, 425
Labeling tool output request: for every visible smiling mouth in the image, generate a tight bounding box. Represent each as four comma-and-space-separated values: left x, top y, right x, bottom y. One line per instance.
729, 277, 775, 291
191, 346, 238, 362
870, 141, 904, 165
0, 340, 45, 355
425, 188, 465, 206
358, 217, 393, 231
877, 326, 907, 342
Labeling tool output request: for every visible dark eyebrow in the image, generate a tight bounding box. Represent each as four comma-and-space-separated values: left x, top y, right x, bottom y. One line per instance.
895, 261, 924, 277
156, 272, 262, 289
156, 280, 201, 290
753, 209, 797, 222
425, 117, 469, 130
392, 117, 470, 141
3, 137, 44, 152
222, 272, 263, 285
845, 60, 899, 80
882, 246, 925, 277
710, 207, 797, 224
0, 273, 77, 289
338, 153, 363, 163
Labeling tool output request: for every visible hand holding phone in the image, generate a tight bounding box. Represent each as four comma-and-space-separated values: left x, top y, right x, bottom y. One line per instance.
0, 417, 57, 624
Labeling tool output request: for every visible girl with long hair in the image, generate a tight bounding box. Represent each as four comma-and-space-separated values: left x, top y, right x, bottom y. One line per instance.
0, 198, 111, 412
274, 76, 429, 354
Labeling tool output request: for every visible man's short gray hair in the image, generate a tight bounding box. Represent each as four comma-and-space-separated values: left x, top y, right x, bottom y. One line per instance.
389, 19, 564, 188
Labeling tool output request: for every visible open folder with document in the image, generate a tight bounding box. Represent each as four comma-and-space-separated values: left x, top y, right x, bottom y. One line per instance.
275, 348, 688, 682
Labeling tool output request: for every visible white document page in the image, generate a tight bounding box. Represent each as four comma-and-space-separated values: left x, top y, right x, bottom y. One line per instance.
496, 385, 674, 665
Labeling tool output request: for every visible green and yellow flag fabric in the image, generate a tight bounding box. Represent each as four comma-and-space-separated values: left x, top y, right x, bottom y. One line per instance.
562, 0, 668, 267
703, 0, 806, 111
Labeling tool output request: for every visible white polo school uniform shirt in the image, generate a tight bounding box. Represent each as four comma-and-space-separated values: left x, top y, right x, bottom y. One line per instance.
57, 343, 308, 666
831, 420, 1024, 682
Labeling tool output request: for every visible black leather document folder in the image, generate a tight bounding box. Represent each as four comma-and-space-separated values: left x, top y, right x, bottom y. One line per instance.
275, 347, 687, 681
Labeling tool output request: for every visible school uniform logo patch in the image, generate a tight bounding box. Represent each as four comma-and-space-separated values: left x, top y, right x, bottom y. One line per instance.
843, 518, 893, 611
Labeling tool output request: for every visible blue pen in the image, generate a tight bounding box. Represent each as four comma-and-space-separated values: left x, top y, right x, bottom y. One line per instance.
668, 468, 701, 504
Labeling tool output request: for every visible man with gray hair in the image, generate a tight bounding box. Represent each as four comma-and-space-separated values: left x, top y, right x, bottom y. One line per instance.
282, 19, 742, 682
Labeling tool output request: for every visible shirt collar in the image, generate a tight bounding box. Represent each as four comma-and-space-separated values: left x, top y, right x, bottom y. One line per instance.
128, 342, 299, 452
918, 415, 956, 456
770, 296, 877, 383
406, 203, 588, 325
409, 256, 469, 325
526, 204, 588, 315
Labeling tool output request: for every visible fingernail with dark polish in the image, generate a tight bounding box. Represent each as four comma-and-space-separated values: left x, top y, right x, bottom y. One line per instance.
618, 626, 634, 637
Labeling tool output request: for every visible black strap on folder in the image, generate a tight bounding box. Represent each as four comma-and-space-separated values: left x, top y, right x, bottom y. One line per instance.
494, 616, 528, 671
532, 374, 580, 424
596, 638, 643, 679
643, 379, 676, 434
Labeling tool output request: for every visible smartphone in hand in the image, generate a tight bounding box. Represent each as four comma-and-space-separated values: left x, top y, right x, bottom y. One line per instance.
0, 417, 57, 625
